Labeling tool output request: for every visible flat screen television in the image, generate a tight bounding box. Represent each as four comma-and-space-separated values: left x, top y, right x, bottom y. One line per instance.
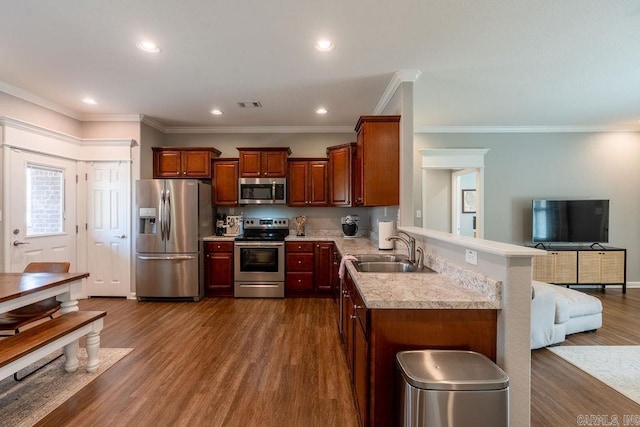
532, 199, 609, 243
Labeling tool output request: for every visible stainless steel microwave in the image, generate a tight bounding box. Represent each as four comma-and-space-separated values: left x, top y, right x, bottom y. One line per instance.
238, 178, 286, 204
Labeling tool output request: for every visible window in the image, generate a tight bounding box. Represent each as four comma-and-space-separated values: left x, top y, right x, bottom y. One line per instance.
26, 164, 65, 236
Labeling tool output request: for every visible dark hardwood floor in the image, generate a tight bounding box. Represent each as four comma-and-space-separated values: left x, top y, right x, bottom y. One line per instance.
38, 297, 359, 427
531, 287, 640, 426
35, 288, 640, 426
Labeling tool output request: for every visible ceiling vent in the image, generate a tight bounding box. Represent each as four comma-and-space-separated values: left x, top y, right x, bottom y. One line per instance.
238, 101, 262, 108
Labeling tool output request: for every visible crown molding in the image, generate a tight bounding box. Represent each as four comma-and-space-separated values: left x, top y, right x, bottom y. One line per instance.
163, 125, 354, 134
82, 138, 138, 147
140, 115, 168, 133
373, 69, 422, 115
0, 116, 81, 145
0, 80, 81, 120
0, 116, 136, 147
414, 125, 640, 134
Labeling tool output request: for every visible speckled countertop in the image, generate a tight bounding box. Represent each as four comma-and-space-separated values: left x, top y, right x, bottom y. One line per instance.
287, 235, 501, 309
203, 234, 501, 310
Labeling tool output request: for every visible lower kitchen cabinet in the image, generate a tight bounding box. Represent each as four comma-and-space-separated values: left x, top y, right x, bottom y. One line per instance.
204, 241, 234, 297
285, 241, 335, 296
341, 268, 498, 427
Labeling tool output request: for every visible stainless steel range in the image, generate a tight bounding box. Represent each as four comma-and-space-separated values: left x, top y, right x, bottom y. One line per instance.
234, 217, 289, 298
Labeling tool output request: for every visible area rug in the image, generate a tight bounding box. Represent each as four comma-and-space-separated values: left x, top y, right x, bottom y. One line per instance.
0, 348, 133, 427
548, 346, 640, 405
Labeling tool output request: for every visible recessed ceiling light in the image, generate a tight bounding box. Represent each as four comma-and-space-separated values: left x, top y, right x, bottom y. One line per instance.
137, 40, 161, 53
211, 109, 223, 116
82, 97, 97, 105
316, 107, 328, 115
314, 39, 334, 52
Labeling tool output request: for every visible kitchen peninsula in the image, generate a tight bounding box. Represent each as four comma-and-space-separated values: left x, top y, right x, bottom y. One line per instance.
206, 228, 540, 426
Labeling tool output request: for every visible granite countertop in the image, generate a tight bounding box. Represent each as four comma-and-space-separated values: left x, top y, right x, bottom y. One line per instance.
203, 236, 236, 241
202, 234, 501, 310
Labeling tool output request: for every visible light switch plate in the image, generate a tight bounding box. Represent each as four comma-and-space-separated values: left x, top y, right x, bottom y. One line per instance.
465, 249, 478, 265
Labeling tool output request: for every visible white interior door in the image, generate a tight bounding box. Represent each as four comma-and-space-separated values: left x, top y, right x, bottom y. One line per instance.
86, 161, 131, 297
8, 149, 77, 271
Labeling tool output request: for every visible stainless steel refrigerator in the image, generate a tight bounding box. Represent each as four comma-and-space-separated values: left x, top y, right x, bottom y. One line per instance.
135, 179, 212, 301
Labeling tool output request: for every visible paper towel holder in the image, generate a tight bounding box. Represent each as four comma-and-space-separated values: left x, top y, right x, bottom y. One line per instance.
378, 220, 394, 250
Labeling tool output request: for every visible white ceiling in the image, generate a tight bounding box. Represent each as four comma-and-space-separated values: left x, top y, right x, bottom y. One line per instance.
1, 1, 639, 131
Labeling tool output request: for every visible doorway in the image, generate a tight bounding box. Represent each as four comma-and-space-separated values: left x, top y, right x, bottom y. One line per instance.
7, 148, 77, 271
453, 169, 478, 237
419, 148, 489, 238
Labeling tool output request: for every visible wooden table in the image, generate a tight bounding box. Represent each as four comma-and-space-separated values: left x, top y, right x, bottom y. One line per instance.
0, 272, 89, 315
0, 272, 100, 379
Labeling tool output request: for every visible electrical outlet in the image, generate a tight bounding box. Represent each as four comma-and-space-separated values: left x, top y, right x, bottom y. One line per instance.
416, 210, 422, 219
465, 249, 478, 266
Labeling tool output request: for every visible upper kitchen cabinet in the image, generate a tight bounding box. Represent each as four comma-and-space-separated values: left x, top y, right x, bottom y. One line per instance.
237, 147, 291, 178
354, 115, 400, 206
212, 159, 239, 206
153, 147, 221, 179
288, 158, 328, 207
327, 143, 356, 207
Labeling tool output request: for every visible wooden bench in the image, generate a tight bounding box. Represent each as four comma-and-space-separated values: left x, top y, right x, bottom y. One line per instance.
0, 311, 107, 381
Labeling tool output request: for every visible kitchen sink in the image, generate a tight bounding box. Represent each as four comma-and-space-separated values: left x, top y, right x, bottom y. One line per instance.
354, 261, 418, 273
352, 254, 409, 263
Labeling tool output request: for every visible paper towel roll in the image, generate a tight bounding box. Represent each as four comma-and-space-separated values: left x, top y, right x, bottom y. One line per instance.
378, 221, 394, 250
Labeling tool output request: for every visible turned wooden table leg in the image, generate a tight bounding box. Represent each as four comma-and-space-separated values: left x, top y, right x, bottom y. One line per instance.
85, 331, 101, 373
63, 340, 80, 372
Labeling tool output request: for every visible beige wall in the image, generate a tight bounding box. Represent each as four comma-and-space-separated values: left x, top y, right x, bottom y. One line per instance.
414, 131, 640, 282
0, 92, 82, 136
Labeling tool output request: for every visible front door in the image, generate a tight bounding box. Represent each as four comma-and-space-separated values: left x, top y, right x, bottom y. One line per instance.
86, 161, 131, 297
8, 149, 77, 271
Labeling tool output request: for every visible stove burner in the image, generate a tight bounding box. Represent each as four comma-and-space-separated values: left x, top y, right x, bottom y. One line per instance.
236, 217, 289, 242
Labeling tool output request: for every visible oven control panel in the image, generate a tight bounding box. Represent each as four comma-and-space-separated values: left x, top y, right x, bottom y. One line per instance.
243, 217, 289, 229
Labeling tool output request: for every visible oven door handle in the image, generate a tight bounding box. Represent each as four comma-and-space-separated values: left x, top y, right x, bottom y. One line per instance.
235, 241, 284, 247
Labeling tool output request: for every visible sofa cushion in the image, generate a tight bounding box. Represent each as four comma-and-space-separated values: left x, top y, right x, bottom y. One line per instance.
552, 285, 603, 319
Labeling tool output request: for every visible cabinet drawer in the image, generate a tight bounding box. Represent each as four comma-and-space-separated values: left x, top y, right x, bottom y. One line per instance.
204, 241, 234, 253
286, 253, 314, 271
286, 242, 315, 253
286, 272, 314, 291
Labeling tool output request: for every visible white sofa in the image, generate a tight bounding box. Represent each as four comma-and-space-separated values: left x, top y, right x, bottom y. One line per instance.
530, 280, 603, 349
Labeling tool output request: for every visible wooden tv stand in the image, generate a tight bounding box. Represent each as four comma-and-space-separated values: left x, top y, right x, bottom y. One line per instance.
531, 245, 626, 294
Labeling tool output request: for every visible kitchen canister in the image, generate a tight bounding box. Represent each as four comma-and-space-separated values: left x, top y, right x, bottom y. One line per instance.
378, 221, 394, 250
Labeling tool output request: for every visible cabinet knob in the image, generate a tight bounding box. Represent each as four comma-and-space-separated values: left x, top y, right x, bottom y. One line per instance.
298, 260, 302, 264
350, 315, 357, 319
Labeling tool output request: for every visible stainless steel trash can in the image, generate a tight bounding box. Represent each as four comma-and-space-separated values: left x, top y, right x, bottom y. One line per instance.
396, 350, 509, 427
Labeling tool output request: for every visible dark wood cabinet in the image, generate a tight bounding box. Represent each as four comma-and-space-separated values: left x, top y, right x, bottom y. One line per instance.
327, 143, 356, 206
237, 147, 291, 178
340, 267, 498, 426
212, 159, 239, 206
285, 241, 335, 296
288, 159, 328, 206
204, 241, 234, 297
314, 242, 333, 294
285, 242, 314, 294
354, 115, 400, 206
152, 147, 220, 178
342, 271, 369, 425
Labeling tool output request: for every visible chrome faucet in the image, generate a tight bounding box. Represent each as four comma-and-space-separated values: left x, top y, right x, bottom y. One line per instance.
386, 231, 416, 263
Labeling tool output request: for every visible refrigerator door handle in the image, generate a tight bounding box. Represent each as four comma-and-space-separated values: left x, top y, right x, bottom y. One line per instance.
137, 255, 197, 261
159, 190, 166, 241
166, 190, 171, 239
